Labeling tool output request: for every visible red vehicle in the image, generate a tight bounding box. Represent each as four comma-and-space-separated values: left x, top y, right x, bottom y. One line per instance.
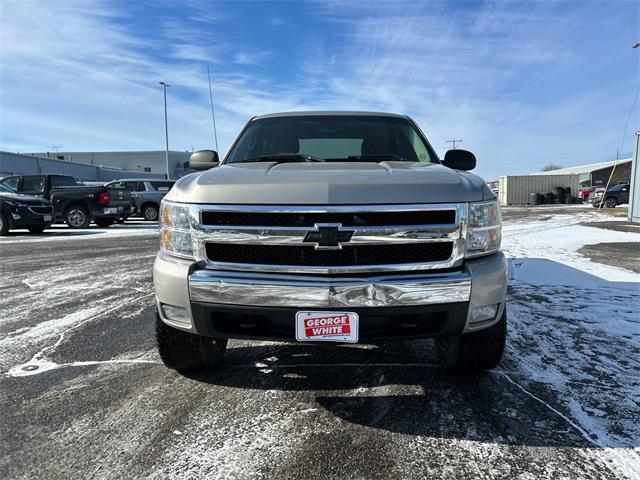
579, 185, 603, 201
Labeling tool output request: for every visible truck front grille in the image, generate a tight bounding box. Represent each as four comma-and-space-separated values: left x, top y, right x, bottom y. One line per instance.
192, 204, 467, 274
205, 242, 453, 267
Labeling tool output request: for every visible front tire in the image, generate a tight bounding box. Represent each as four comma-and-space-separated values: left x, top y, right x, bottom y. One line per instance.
435, 309, 507, 371
604, 197, 617, 208
0, 213, 9, 236
155, 313, 227, 371
65, 206, 91, 228
142, 204, 159, 221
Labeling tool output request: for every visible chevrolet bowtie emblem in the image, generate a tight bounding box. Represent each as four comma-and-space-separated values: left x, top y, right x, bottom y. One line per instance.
303, 224, 355, 250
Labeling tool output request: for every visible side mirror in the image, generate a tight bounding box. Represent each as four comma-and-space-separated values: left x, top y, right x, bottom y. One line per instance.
442, 149, 476, 171
189, 150, 219, 171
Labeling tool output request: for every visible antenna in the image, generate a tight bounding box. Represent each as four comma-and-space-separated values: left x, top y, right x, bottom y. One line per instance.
445, 139, 463, 150
47, 144, 62, 153
207, 66, 219, 152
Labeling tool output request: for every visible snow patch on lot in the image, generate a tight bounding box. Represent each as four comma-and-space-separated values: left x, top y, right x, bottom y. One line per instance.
501, 209, 640, 476
0, 221, 158, 243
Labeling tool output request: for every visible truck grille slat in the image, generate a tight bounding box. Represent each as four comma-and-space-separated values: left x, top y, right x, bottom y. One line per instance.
201, 210, 456, 227
205, 243, 453, 267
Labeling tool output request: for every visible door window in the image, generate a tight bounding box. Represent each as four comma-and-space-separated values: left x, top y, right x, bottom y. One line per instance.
0, 177, 19, 192
20, 176, 45, 194
120, 181, 141, 191
149, 181, 174, 191
50, 175, 78, 187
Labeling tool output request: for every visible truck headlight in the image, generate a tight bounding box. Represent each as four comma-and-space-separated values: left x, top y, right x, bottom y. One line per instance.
159, 200, 194, 259
466, 200, 502, 258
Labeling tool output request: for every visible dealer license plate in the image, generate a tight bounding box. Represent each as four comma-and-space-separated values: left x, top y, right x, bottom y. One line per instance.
295, 311, 359, 343
43, 215, 52, 222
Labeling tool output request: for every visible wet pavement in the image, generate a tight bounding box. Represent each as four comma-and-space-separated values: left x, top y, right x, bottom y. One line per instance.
1, 209, 638, 479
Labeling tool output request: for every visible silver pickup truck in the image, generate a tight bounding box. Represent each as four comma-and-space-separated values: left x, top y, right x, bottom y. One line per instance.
153, 111, 507, 372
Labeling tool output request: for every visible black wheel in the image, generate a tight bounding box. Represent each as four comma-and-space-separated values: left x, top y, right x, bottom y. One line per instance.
142, 203, 159, 221
604, 197, 617, 208
95, 218, 114, 228
28, 226, 46, 234
0, 213, 9, 236
155, 313, 227, 371
65, 206, 90, 228
435, 309, 507, 371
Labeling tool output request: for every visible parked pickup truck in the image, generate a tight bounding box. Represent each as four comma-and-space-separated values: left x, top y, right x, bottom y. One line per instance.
0, 174, 133, 228
154, 111, 507, 372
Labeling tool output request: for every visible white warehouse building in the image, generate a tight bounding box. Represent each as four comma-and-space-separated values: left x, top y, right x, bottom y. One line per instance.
22, 150, 192, 179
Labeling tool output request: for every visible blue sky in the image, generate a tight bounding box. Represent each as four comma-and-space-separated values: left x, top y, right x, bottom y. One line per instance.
1, 0, 638, 180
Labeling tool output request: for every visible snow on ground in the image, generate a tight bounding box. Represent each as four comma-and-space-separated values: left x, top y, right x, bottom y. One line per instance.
0, 220, 158, 243
500, 207, 640, 476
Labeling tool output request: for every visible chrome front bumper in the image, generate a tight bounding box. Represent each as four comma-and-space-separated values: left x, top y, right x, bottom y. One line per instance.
189, 270, 472, 308
154, 251, 507, 335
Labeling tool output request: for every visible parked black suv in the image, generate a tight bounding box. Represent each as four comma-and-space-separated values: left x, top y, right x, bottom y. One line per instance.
0, 174, 133, 228
0, 183, 54, 235
588, 183, 630, 208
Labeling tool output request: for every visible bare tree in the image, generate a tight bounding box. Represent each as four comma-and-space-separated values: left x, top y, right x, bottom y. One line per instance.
542, 164, 563, 171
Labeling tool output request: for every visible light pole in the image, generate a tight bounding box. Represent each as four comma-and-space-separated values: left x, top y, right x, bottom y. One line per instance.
159, 82, 171, 179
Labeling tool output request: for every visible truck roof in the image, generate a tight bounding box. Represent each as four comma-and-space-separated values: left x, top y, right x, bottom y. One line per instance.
252, 111, 408, 120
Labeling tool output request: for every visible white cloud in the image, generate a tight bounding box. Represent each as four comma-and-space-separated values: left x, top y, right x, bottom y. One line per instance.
232, 51, 271, 66
0, 0, 637, 180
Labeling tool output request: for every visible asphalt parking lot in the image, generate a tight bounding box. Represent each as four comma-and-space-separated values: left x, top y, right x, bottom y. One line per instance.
1, 207, 638, 479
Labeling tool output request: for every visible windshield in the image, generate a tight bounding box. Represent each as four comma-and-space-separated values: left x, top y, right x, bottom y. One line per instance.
0, 183, 13, 193
225, 115, 436, 164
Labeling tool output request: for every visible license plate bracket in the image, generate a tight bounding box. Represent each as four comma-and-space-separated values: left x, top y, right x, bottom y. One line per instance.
295, 311, 359, 343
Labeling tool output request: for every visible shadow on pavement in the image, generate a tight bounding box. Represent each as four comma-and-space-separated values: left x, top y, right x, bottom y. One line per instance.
186, 342, 609, 449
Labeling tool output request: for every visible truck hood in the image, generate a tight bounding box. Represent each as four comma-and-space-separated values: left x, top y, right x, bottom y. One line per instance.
167, 162, 492, 205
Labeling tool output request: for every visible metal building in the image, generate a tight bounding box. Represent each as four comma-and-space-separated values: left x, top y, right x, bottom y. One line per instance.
498, 157, 633, 205
498, 174, 580, 205
0, 151, 165, 181
21, 150, 192, 179
530, 159, 632, 188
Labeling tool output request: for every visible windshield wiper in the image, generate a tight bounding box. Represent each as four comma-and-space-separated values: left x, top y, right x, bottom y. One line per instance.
241, 154, 325, 163
343, 154, 409, 162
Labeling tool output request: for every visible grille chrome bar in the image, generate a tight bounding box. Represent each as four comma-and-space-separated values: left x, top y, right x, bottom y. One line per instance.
192, 224, 458, 245
189, 203, 467, 274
